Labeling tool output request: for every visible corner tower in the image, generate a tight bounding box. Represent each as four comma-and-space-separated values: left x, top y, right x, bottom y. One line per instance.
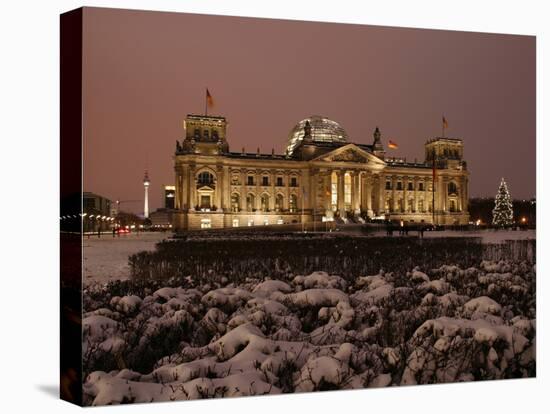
176, 114, 229, 155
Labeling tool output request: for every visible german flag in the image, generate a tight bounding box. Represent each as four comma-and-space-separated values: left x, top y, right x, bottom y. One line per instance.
442, 115, 448, 130
388, 140, 398, 149
206, 88, 215, 108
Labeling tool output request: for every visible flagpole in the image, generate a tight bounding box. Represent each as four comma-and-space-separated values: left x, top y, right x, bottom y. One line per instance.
205, 88, 207, 116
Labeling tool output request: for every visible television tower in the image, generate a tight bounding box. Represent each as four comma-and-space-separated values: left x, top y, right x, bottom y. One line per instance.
143, 170, 150, 218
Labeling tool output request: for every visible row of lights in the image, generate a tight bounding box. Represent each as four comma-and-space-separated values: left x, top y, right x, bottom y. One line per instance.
60, 214, 115, 221
473, 217, 528, 226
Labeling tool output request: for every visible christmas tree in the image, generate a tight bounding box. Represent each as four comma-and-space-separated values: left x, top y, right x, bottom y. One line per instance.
492, 178, 514, 227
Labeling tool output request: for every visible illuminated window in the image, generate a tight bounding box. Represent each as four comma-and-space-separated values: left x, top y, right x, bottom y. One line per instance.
344, 172, 352, 210
232, 218, 239, 227
200, 218, 211, 229
263, 218, 269, 226
248, 218, 254, 226
277, 218, 284, 224
289, 194, 298, 213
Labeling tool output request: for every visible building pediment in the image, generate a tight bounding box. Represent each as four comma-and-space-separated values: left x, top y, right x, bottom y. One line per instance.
313, 144, 385, 166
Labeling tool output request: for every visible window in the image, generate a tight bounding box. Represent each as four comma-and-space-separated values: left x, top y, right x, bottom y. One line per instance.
418, 199, 424, 212
232, 218, 239, 227
247, 175, 254, 186
203, 129, 209, 140
407, 182, 413, 191
397, 181, 403, 191
385, 181, 391, 190
262, 176, 269, 186
246, 194, 255, 211
276, 176, 283, 186
200, 218, 211, 229
197, 171, 214, 186
448, 182, 458, 195
247, 218, 254, 227
407, 199, 413, 212
261, 194, 270, 212
263, 218, 269, 226
231, 175, 240, 185
231, 193, 240, 212
289, 194, 298, 213
290, 177, 298, 187
419, 182, 424, 191
277, 218, 284, 225
194, 128, 200, 138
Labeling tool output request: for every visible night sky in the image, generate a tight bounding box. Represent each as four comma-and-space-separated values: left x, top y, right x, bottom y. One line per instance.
82, 7, 535, 214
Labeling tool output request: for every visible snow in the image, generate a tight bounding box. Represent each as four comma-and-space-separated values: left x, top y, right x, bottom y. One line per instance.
83, 232, 170, 285
82, 237, 536, 405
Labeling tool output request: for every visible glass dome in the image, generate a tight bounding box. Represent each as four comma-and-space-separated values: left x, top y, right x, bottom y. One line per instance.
286, 115, 348, 155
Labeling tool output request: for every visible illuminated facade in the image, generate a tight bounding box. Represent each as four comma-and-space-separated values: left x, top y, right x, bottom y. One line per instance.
173, 114, 469, 230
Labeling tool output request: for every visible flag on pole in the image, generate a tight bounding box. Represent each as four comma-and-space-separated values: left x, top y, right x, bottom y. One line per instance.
388, 140, 398, 149
442, 116, 448, 130
206, 88, 215, 108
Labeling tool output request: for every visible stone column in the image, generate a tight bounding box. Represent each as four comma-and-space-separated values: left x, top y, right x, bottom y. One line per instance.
337, 170, 345, 216
438, 175, 445, 212
378, 174, 386, 215
269, 169, 275, 211
222, 166, 230, 211
391, 175, 397, 213
351, 171, 360, 214
189, 165, 196, 210
240, 168, 246, 211
215, 165, 223, 210
413, 177, 418, 213
255, 169, 261, 211
365, 173, 373, 216
284, 172, 290, 210
403, 176, 408, 213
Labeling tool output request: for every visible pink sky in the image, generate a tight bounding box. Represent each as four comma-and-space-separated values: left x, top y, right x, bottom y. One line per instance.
82, 7, 535, 214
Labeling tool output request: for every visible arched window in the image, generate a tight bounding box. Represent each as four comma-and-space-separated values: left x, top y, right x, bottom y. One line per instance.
261, 194, 270, 212
289, 194, 298, 213
448, 181, 458, 195
197, 171, 214, 186
231, 193, 240, 212
275, 194, 284, 212
246, 194, 255, 211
